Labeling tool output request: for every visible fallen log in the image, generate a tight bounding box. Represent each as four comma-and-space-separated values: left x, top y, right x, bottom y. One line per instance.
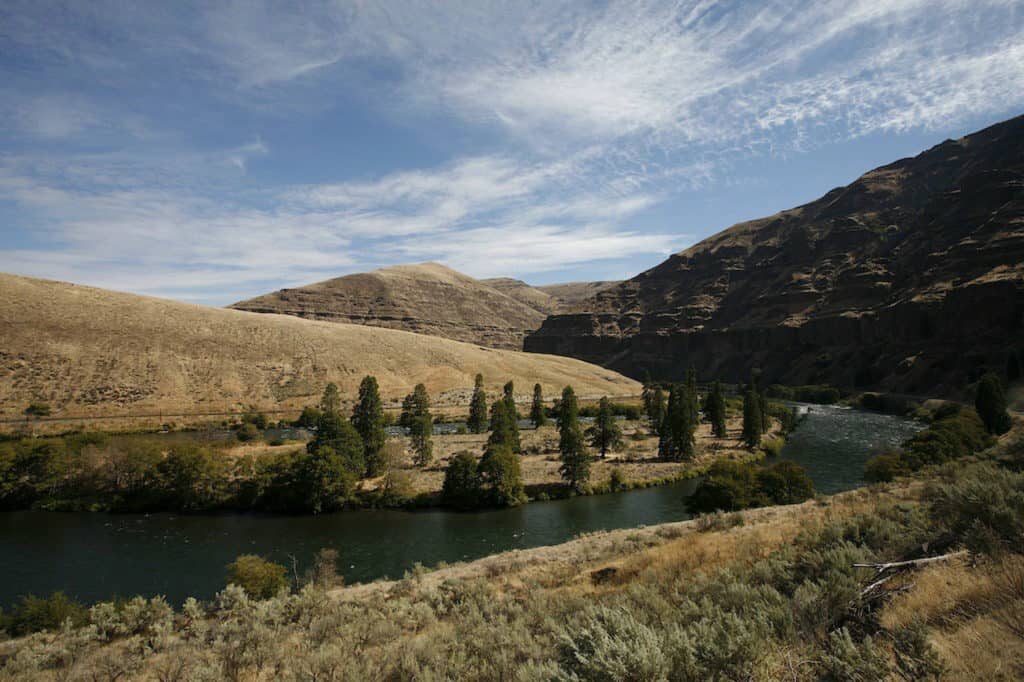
853, 549, 969, 576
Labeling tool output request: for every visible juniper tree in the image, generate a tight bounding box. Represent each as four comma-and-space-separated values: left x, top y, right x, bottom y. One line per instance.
488, 398, 518, 451
586, 396, 623, 458
641, 371, 655, 417
758, 387, 771, 434
530, 383, 548, 428
502, 381, 521, 452
558, 386, 590, 491
441, 451, 480, 509
319, 382, 342, 416
742, 389, 763, 449
707, 380, 728, 438
467, 374, 488, 433
403, 384, 433, 466
478, 443, 525, 507
685, 367, 700, 429
658, 384, 695, 461
975, 372, 1011, 435
351, 376, 386, 477
649, 386, 666, 436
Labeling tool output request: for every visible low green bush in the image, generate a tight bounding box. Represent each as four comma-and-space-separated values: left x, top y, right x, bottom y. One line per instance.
0, 592, 88, 636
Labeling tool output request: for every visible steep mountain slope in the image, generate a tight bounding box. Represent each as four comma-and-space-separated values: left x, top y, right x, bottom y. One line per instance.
526, 115, 1024, 396
537, 281, 622, 308
0, 273, 639, 420
479, 278, 622, 313
230, 263, 546, 350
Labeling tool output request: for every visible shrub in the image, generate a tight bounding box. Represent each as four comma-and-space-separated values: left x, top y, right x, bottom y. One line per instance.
226, 554, 289, 599
609, 467, 627, 492
864, 450, 906, 483
0, 592, 88, 636
926, 461, 1024, 554
689, 460, 815, 513
23, 402, 52, 417
975, 372, 1012, 435
761, 435, 785, 457
236, 422, 260, 442
819, 628, 889, 681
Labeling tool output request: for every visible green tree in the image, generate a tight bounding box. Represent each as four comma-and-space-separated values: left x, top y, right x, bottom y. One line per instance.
225, 555, 288, 599
502, 381, 522, 452
156, 446, 230, 511
648, 386, 666, 435
742, 389, 763, 449
685, 367, 699, 429
707, 380, 728, 438
530, 383, 548, 427
558, 386, 590, 491
351, 376, 386, 476
488, 398, 517, 450
319, 382, 342, 416
586, 397, 623, 458
467, 374, 488, 433
975, 372, 1011, 435
758, 388, 771, 434
478, 443, 525, 506
295, 406, 322, 429
641, 371, 655, 419
294, 445, 359, 513
400, 384, 433, 466
308, 409, 366, 476
441, 451, 480, 509
659, 384, 696, 461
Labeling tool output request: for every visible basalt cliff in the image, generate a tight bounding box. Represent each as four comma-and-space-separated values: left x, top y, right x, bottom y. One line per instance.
526, 115, 1024, 396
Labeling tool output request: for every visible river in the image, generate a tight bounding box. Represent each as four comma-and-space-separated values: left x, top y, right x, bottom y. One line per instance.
0, 404, 920, 608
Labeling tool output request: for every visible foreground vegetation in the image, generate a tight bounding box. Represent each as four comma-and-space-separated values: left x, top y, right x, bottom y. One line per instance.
0, 411, 1019, 679
2, 391, 1015, 675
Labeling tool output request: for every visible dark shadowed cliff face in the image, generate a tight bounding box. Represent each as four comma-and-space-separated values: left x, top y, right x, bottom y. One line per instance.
526, 115, 1024, 396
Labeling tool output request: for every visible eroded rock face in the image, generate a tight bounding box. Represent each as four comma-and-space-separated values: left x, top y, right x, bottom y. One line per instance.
231, 263, 548, 350
526, 115, 1024, 396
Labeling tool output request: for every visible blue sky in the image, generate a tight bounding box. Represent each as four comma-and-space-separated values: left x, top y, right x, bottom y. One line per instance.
1, 1, 1022, 306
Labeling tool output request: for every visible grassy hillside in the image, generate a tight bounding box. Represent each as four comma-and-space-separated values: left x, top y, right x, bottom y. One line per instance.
230, 262, 548, 350
0, 273, 638, 421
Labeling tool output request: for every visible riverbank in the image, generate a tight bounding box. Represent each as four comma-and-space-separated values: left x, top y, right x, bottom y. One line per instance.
4, 421, 1019, 680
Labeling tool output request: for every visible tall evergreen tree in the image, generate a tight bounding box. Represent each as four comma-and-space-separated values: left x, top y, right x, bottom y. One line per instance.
742, 389, 763, 449
685, 367, 699, 429
641, 371, 655, 418
975, 372, 1012, 435
707, 380, 728, 438
649, 386, 666, 436
319, 382, 342, 416
530, 383, 548, 427
351, 376, 386, 477
558, 386, 590, 491
403, 384, 433, 466
758, 387, 771, 434
488, 399, 517, 451
659, 384, 695, 461
501, 381, 521, 452
586, 396, 623, 458
441, 451, 480, 509
467, 374, 488, 433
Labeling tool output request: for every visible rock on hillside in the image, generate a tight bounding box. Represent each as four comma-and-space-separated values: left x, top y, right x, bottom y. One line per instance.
536, 281, 623, 309
0, 273, 639, 420
231, 263, 546, 350
526, 115, 1024, 396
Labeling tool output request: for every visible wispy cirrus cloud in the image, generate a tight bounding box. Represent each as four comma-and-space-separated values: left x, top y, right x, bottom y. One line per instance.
0, 0, 1022, 304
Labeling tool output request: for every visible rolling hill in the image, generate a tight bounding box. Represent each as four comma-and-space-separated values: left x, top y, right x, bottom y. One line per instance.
527, 114, 1024, 396
229, 263, 547, 350
0, 273, 639, 421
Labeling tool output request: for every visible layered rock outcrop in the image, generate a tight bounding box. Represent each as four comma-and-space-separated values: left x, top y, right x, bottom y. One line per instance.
526, 115, 1024, 396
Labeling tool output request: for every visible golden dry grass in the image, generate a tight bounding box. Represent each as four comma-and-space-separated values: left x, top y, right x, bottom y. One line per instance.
0, 273, 639, 422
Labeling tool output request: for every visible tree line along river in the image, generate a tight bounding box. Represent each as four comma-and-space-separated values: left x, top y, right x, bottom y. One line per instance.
0, 404, 921, 608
